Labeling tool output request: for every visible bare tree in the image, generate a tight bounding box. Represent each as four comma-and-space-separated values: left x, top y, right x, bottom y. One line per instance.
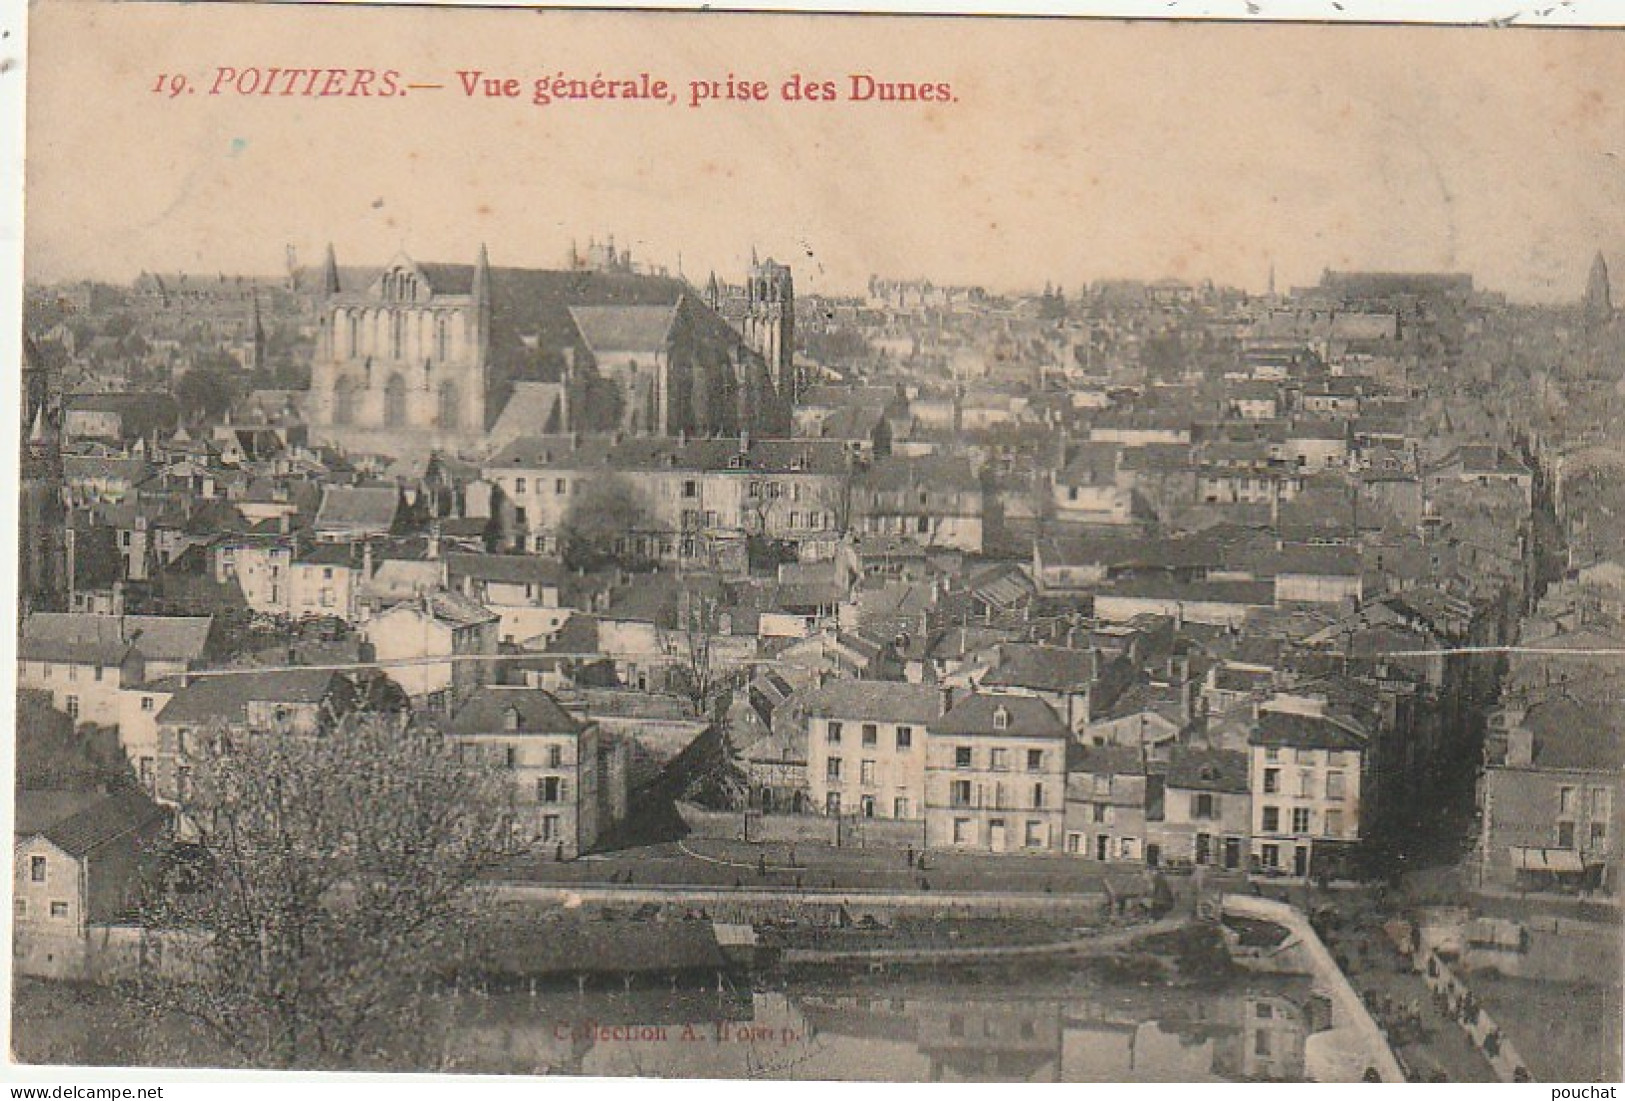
662, 585, 726, 719
133, 712, 514, 1070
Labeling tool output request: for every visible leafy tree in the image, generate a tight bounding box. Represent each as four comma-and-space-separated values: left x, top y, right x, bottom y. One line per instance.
558, 473, 655, 572
175, 356, 245, 422
132, 713, 513, 1070
568, 370, 625, 433
15, 689, 131, 792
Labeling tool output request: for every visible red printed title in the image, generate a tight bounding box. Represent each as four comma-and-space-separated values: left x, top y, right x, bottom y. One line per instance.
151, 67, 957, 107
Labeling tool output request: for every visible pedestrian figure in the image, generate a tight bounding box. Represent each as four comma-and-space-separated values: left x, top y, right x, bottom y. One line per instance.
906, 845, 915, 867
556, 841, 565, 863
759, 853, 768, 878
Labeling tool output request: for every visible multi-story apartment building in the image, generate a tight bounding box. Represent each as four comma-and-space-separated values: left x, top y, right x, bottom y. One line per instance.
925, 692, 1069, 852
1479, 698, 1623, 894
804, 680, 944, 820
17, 613, 214, 728
1063, 744, 1153, 862
851, 454, 984, 554
443, 685, 626, 858
1247, 696, 1370, 878
483, 435, 849, 565
1149, 746, 1251, 871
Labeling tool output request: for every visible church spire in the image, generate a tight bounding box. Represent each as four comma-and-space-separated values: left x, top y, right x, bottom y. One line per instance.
473, 243, 491, 308
321, 243, 341, 297
1585, 249, 1612, 326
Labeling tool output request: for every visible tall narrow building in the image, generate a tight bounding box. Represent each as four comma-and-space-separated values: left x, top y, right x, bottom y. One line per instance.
19, 333, 65, 614
1585, 250, 1613, 327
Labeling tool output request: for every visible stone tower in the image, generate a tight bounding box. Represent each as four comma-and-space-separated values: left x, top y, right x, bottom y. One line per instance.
742, 254, 796, 403
19, 333, 65, 613
1585, 250, 1613, 327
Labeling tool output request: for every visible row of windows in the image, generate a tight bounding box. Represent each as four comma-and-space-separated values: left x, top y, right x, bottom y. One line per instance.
13, 899, 69, 919
825, 721, 913, 749
31, 663, 107, 683
501, 475, 824, 502
949, 817, 1048, 848
953, 745, 1047, 772
1263, 747, 1342, 766
824, 793, 912, 817
1259, 804, 1345, 836
458, 744, 568, 769
1261, 767, 1347, 799
338, 306, 453, 360
949, 779, 1048, 810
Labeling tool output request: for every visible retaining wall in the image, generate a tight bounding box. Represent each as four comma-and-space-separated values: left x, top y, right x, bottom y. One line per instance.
1221, 893, 1405, 1083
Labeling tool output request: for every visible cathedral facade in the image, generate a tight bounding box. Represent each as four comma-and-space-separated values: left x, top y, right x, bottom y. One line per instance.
308, 245, 491, 455
305, 244, 790, 458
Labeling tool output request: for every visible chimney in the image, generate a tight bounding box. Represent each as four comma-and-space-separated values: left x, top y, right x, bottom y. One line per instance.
362, 539, 374, 579
939, 685, 956, 716
1507, 725, 1535, 767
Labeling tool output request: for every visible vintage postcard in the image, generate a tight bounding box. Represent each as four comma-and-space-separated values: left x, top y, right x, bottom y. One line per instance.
9, 0, 1625, 1087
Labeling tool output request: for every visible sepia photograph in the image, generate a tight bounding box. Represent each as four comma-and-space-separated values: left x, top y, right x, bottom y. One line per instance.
7, 0, 1625, 1087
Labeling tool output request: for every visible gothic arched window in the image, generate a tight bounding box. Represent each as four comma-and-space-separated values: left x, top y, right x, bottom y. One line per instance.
346, 312, 360, 358
333, 377, 357, 426
434, 315, 451, 361
389, 311, 405, 359
384, 373, 408, 428
438, 381, 461, 432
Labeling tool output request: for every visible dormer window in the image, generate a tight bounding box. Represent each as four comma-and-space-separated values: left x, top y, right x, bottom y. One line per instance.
504, 707, 521, 732
992, 705, 1010, 731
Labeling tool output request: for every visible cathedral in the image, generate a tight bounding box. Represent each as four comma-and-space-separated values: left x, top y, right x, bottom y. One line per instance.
306, 244, 792, 457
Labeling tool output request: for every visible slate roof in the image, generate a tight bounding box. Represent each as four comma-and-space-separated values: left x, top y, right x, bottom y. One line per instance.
931, 693, 1068, 739
981, 644, 1095, 692
569, 304, 680, 355
155, 668, 340, 726
315, 485, 400, 533
1163, 746, 1250, 793
372, 590, 499, 628
1273, 544, 1363, 577
34, 788, 169, 857
1250, 706, 1368, 751
1520, 699, 1625, 772
445, 686, 584, 737
487, 381, 567, 445
1066, 743, 1145, 776
446, 552, 564, 588
15, 790, 107, 838
799, 680, 946, 724
20, 613, 213, 666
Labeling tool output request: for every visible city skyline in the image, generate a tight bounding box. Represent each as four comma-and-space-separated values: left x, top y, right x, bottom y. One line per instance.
23, 5, 1625, 302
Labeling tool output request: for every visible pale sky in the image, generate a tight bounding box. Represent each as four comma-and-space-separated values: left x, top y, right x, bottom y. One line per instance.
23, 2, 1625, 300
